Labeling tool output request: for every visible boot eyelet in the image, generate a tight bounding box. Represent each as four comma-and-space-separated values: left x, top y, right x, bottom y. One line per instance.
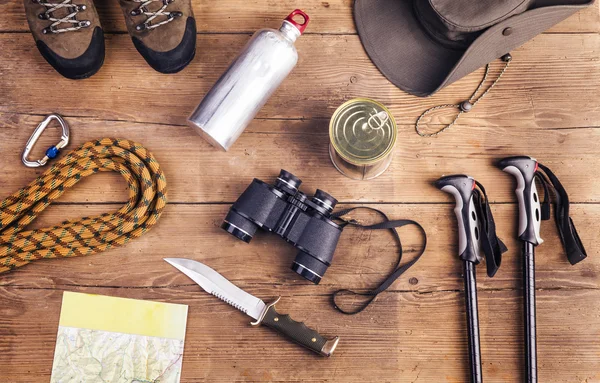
130, 9, 142, 16
135, 23, 147, 31
38, 13, 48, 19
79, 4, 86, 10
78, 20, 91, 27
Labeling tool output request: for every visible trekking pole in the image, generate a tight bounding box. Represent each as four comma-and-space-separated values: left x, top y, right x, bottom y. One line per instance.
436, 175, 506, 383
497, 156, 542, 383
462, 259, 482, 383
498, 156, 588, 382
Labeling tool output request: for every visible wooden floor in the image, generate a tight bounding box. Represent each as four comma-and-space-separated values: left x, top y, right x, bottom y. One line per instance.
1, 1, 600, 382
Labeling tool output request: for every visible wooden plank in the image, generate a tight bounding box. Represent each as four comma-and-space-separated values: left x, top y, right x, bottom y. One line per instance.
1, 285, 598, 382
1, 33, 598, 129
1, 1, 598, 381
1, 0, 598, 33
1, 112, 599, 203
1, 204, 597, 293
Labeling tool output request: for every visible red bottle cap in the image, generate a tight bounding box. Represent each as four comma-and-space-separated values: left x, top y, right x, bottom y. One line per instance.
284, 9, 310, 34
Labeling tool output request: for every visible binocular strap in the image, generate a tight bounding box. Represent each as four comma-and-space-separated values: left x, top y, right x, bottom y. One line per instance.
472, 181, 507, 278
535, 163, 587, 265
329, 207, 427, 315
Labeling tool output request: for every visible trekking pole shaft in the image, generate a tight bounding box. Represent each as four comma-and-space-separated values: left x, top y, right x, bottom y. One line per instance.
464, 261, 483, 383
523, 242, 537, 382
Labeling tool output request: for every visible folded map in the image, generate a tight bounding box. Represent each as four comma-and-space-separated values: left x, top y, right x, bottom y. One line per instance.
51, 291, 188, 383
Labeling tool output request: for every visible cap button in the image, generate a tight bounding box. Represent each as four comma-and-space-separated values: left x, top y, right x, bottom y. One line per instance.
502, 27, 513, 36
460, 101, 473, 113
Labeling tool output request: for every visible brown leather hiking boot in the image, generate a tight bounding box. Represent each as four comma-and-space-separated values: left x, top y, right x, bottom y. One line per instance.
23, 0, 104, 79
119, 0, 196, 74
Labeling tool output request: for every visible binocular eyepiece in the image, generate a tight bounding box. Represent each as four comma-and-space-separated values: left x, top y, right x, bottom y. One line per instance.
222, 170, 343, 284
274, 169, 302, 194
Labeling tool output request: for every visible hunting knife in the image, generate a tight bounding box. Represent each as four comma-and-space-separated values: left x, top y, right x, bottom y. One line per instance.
164, 258, 339, 357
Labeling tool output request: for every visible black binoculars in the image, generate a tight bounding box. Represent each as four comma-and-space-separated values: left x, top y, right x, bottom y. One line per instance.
222, 170, 343, 284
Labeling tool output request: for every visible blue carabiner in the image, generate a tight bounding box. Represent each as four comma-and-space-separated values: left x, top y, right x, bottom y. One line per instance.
22, 114, 70, 168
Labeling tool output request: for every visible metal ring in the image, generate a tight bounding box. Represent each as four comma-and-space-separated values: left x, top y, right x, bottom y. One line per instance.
276, 177, 298, 191
312, 197, 333, 211
292, 262, 323, 278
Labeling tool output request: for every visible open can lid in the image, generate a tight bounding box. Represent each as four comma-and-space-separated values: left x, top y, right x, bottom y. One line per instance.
329, 98, 397, 166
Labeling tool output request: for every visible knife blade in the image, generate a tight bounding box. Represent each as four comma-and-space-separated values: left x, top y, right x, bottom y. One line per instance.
164, 258, 339, 357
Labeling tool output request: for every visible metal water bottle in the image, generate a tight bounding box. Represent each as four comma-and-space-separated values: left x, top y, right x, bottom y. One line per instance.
188, 10, 310, 151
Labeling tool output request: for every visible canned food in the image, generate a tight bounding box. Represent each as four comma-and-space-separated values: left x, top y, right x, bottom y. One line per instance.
329, 98, 397, 180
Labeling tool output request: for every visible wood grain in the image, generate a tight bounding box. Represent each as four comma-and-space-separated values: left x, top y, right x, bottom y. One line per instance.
1, 112, 599, 204
1, 0, 598, 33
0, 204, 597, 294
1, 2, 599, 382
1, 34, 599, 128
1, 286, 599, 382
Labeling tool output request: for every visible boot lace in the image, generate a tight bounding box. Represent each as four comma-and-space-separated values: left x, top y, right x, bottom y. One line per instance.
33, 0, 91, 34
127, 0, 183, 31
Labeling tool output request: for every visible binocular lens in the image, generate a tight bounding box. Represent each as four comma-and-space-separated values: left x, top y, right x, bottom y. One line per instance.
312, 189, 338, 213
275, 170, 302, 194
221, 210, 258, 243
291, 250, 329, 284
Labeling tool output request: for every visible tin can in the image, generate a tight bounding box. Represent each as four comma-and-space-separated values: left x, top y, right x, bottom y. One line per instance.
329, 98, 397, 180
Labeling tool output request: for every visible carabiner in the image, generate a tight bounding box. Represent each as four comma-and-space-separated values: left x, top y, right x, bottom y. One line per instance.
22, 114, 70, 168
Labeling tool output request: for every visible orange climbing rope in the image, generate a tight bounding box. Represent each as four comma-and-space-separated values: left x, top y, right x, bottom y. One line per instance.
0, 138, 167, 273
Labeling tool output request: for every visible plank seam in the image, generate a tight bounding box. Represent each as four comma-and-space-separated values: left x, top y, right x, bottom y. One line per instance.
42, 201, 600, 206
0, 31, 598, 35
2, 112, 599, 131
1, 285, 598, 292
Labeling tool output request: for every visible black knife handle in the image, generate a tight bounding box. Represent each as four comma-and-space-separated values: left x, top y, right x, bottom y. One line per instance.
257, 299, 339, 357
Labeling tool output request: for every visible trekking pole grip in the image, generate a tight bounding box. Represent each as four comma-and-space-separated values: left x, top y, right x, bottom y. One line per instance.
497, 156, 543, 245
435, 175, 482, 264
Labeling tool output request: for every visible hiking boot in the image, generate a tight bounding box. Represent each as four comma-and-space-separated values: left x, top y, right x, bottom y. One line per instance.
119, 0, 196, 74
23, 0, 104, 79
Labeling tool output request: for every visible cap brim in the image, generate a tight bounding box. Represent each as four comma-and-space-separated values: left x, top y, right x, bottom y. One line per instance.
354, 0, 464, 97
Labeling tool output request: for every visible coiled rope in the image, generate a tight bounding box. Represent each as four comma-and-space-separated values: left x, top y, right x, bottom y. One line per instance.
0, 138, 167, 273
